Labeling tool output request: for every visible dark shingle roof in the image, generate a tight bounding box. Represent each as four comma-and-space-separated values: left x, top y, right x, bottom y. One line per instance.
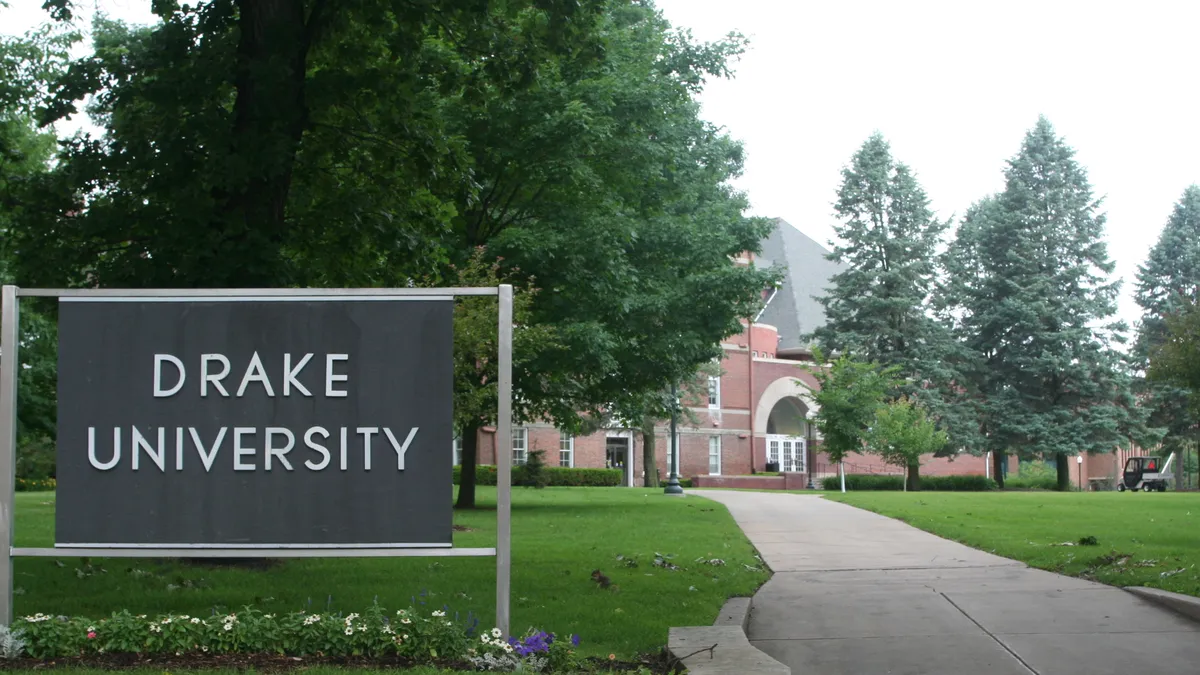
754, 218, 842, 352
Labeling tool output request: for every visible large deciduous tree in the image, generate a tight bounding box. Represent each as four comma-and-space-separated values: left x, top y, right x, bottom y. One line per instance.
1, 21, 73, 453
10, 1, 775, 506
814, 134, 977, 455
445, 3, 777, 505
943, 117, 1153, 490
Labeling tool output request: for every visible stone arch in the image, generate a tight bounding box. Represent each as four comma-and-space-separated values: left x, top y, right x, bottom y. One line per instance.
754, 376, 818, 435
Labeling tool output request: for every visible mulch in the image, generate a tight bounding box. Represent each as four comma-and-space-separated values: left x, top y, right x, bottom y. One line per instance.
0, 650, 682, 673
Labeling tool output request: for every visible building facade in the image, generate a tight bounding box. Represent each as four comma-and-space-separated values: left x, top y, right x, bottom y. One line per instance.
460, 218, 1043, 486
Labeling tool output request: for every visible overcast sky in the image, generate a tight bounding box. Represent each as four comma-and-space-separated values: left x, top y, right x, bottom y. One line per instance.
655, 0, 1200, 329
5, 0, 1199, 328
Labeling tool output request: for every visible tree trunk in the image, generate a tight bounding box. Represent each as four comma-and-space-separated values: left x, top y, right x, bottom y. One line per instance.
455, 422, 482, 509
906, 462, 921, 491
1175, 446, 1185, 491
992, 450, 1006, 488
1055, 452, 1071, 491
641, 417, 659, 487
839, 462, 846, 493
217, 0, 323, 284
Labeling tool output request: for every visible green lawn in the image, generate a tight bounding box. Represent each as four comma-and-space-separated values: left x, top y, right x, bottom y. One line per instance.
12, 489, 767, 659
825, 491, 1200, 597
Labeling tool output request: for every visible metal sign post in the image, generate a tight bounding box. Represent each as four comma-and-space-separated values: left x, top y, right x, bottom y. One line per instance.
0, 285, 19, 626
0, 285, 512, 637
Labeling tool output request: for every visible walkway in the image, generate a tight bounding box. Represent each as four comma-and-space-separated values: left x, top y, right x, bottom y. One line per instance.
695, 490, 1200, 675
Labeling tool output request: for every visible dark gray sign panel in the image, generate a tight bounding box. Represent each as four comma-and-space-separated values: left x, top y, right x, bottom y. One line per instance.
55, 297, 453, 547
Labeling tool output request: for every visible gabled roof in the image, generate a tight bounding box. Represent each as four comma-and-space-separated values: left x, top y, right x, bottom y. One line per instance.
754, 218, 842, 353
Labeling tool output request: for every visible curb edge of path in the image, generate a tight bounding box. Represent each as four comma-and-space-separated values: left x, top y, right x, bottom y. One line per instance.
668, 596, 790, 675
1125, 586, 1200, 624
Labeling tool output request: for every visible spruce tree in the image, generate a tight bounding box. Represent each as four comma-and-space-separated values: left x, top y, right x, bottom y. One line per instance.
814, 134, 975, 453
1134, 186, 1200, 459
944, 117, 1149, 489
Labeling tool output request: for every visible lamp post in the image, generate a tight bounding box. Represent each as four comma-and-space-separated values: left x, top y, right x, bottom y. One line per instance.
664, 382, 684, 495
806, 415, 815, 490
1077, 455, 1083, 492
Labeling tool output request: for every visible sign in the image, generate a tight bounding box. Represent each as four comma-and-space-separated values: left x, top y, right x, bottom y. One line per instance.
54, 297, 453, 547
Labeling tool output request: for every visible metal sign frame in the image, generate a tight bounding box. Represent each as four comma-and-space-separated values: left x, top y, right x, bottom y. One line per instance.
0, 285, 513, 634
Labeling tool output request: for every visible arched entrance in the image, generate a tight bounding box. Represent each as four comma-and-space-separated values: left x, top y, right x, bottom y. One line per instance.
764, 397, 809, 473
754, 376, 817, 473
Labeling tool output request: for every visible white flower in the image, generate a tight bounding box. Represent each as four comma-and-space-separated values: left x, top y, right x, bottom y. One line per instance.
266, 614, 275, 619
491, 627, 502, 638
382, 626, 394, 635
502, 643, 513, 653
161, 617, 172, 624
303, 615, 321, 626
201, 646, 209, 653
190, 618, 201, 625
344, 613, 360, 625
344, 627, 353, 636
223, 624, 232, 632
402, 634, 409, 640
149, 624, 162, 633
23, 613, 50, 623
87, 625, 96, 632
481, 635, 490, 643
444, 621, 452, 626
431, 610, 446, 617
395, 609, 407, 616
400, 618, 411, 625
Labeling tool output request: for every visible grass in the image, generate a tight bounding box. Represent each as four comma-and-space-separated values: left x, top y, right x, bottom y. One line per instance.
12, 489, 767, 659
825, 491, 1200, 597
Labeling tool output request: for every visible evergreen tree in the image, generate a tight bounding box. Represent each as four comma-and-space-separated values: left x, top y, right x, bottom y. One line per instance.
814, 134, 975, 452
1133, 186, 1200, 458
944, 117, 1151, 490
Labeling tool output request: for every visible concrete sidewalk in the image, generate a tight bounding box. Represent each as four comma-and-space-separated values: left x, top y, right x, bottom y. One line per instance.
695, 490, 1200, 675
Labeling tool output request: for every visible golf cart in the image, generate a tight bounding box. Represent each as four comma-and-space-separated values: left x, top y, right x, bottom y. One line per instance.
1117, 453, 1175, 492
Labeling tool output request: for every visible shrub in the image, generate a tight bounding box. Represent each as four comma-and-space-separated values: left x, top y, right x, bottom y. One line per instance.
1003, 461, 1060, 490
15, 436, 55, 481
921, 475, 997, 491
822, 473, 996, 491
513, 450, 549, 489
822, 474, 903, 491
453, 465, 621, 487
12, 605, 582, 671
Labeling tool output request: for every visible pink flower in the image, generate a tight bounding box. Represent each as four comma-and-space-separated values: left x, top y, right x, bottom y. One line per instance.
87, 631, 96, 639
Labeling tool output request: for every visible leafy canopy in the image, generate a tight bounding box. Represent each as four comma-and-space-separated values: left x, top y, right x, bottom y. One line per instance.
867, 397, 948, 470
806, 351, 900, 464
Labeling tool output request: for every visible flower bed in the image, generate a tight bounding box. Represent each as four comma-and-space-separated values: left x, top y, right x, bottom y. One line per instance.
15, 478, 55, 492
5, 605, 607, 673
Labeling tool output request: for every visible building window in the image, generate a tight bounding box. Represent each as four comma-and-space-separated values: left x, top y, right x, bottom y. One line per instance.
709, 436, 722, 475
453, 436, 462, 466
559, 433, 574, 468
707, 376, 720, 408
512, 427, 528, 465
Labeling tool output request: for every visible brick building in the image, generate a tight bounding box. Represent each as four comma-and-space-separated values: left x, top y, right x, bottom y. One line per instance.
460, 218, 1041, 486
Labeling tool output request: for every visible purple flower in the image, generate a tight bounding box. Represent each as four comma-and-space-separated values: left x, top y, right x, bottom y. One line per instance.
571, 634, 581, 647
